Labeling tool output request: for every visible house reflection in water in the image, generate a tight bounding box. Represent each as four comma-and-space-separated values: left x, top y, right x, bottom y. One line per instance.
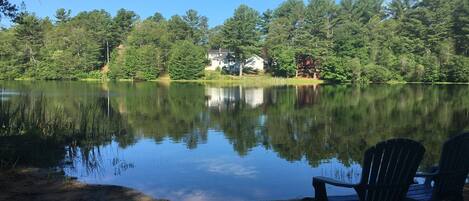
205, 87, 265, 108
0, 89, 20, 102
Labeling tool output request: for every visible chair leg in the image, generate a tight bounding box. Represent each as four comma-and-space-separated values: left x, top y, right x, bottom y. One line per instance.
313, 180, 328, 201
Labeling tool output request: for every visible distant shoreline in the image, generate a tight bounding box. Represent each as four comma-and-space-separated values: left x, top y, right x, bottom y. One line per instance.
9, 75, 325, 86
6, 77, 469, 86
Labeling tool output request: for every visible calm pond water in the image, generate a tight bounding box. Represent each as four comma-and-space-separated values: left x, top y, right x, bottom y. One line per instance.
1, 81, 469, 201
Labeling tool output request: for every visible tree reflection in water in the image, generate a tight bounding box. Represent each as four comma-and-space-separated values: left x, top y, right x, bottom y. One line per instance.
1, 81, 469, 177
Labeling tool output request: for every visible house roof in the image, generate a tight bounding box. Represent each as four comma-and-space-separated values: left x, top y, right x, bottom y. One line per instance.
208, 49, 230, 54
208, 49, 264, 61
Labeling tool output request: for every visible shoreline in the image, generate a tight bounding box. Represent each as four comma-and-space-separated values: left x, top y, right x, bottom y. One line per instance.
0, 167, 165, 201
7, 77, 469, 86
14, 76, 325, 85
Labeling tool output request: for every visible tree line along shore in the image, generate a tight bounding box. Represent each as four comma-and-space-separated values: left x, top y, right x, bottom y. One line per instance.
0, 0, 468, 83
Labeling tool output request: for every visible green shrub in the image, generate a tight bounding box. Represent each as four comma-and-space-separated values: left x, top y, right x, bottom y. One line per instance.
168, 40, 206, 80
108, 51, 124, 79
205, 70, 223, 80
271, 46, 297, 77
347, 57, 364, 82
320, 56, 349, 83
362, 64, 392, 83
76, 70, 103, 80
447, 56, 469, 82
420, 54, 441, 82
109, 45, 163, 80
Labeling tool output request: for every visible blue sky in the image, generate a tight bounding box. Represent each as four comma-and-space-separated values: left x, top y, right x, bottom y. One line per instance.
3, 0, 290, 27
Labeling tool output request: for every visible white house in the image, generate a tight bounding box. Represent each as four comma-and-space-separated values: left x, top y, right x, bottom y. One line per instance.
206, 49, 265, 72
206, 49, 231, 71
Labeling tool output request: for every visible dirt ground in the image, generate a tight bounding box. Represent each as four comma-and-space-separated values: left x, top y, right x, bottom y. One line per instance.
0, 168, 167, 201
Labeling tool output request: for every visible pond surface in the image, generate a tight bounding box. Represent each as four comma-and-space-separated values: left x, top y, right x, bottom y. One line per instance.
1, 81, 469, 201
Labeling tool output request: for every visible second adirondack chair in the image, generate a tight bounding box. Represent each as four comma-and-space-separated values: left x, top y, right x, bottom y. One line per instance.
407, 132, 469, 201
313, 139, 426, 201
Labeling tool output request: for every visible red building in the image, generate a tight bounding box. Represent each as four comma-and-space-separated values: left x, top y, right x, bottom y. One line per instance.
297, 55, 320, 78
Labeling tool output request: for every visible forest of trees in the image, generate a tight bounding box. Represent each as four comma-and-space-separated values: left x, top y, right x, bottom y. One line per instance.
0, 0, 468, 82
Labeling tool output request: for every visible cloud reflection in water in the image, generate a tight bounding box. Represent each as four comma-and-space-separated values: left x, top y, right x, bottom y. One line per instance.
194, 158, 258, 178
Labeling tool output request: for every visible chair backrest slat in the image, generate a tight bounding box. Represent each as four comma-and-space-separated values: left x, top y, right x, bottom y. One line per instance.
433, 132, 469, 200
391, 147, 410, 201
385, 146, 403, 201
358, 139, 425, 201
376, 146, 395, 201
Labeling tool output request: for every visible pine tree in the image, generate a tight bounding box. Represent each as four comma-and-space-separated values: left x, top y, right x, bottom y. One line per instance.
54, 8, 71, 24
221, 5, 261, 76
0, 0, 18, 21
453, 0, 469, 56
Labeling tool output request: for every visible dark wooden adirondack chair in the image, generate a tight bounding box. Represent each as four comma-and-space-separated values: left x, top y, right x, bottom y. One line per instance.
313, 139, 426, 201
407, 132, 469, 201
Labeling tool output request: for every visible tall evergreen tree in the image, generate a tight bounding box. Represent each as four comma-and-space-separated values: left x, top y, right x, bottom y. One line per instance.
0, 29, 18, 79
14, 13, 45, 72
147, 12, 165, 23
72, 10, 114, 65
304, 0, 337, 58
453, 0, 469, 56
387, 0, 415, 19
0, 0, 17, 21
208, 25, 224, 49
167, 15, 192, 42
112, 9, 139, 45
222, 5, 261, 76
54, 8, 71, 24
183, 9, 208, 45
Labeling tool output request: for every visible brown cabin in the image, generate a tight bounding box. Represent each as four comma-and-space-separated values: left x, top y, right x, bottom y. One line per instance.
296, 55, 320, 79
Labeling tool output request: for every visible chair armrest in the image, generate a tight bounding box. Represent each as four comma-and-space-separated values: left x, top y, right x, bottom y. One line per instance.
313, 177, 358, 201
415, 166, 439, 178
313, 176, 358, 188
415, 172, 438, 178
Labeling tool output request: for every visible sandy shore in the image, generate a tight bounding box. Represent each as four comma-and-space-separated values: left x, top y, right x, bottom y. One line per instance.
0, 168, 166, 201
